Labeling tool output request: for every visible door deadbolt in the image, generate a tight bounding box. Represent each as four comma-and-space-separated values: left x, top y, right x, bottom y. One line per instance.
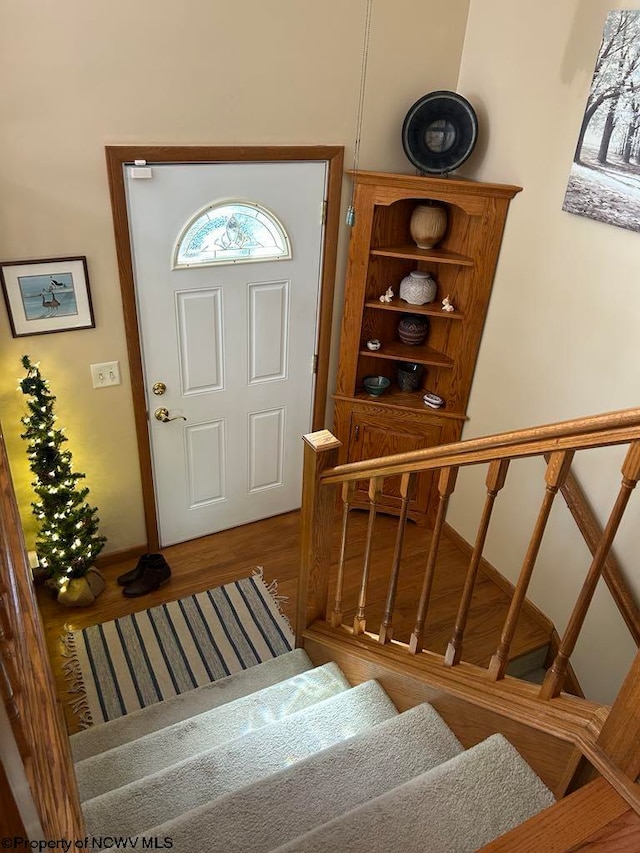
152, 382, 167, 396
154, 407, 187, 423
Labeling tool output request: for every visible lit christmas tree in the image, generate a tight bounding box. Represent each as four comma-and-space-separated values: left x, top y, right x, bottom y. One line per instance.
19, 355, 106, 588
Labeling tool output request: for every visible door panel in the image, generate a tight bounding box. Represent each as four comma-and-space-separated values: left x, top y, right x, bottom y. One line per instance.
125, 161, 327, 545
248, 280, 289, 383
186, 420, 226, 506
177, 289, 224, 393
248, 408, 285, 491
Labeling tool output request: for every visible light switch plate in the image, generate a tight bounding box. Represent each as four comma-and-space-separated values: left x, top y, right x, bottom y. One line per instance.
90, 361, 121, 388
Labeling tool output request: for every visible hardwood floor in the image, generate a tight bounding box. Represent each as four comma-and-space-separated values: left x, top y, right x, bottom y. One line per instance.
37, 509, 552, 734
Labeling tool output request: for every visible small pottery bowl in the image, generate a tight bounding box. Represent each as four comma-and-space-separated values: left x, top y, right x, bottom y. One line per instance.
363, 375, 390, 397
366, 338, 382, 351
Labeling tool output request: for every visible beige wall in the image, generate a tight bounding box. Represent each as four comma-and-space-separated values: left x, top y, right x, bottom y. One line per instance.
453, 0, 639, 702
0, 1, 470, 550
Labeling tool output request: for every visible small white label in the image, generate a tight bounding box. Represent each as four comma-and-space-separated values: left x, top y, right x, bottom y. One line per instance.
131, 167, 153, 179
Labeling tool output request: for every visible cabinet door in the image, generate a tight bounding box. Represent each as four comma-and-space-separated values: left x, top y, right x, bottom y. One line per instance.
348, 411, 443, 518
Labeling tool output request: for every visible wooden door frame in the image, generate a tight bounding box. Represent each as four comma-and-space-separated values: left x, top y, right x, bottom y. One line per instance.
105, 145, 344, 551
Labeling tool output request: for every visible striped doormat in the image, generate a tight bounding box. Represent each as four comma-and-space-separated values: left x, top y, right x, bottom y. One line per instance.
63, 568, 294, 727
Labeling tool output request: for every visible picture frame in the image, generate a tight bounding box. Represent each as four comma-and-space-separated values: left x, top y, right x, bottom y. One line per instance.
0, 256, 95, 337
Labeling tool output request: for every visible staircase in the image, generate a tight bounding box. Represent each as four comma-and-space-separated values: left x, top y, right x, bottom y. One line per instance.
70, 649, 553, 852
4, 410, 640, 848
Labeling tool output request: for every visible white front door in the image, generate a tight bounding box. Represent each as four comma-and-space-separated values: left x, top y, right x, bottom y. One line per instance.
125, 161, 327, 546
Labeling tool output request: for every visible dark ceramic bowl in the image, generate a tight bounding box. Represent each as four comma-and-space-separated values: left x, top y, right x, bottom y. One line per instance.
363, 375, 391, 397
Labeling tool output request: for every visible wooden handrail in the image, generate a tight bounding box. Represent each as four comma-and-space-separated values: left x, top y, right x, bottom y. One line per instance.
549, 454, 640, 647
574, 734, 640, 816
0, 424, 85, 839
321, 408, 640, 485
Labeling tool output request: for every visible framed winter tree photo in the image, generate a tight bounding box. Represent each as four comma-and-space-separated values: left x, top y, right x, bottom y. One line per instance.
563, 9, 640, 232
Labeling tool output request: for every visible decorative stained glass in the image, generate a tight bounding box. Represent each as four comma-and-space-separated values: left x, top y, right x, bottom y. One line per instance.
174, 200, 291, 268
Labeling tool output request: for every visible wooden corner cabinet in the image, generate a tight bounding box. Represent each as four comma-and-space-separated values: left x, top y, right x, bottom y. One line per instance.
333, 170, 522, 525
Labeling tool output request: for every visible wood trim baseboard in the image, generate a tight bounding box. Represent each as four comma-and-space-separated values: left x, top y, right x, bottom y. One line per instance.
94, 545, 148, 569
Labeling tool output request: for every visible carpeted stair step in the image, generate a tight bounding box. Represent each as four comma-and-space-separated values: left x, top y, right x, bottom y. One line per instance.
135, 703, 464, 853
269, 733, 555, 853
70, 649, 313, 762
76, 660, 349, 801
83, 680, 398, 838
505, 644, 549, 680
519, 667, 547, 685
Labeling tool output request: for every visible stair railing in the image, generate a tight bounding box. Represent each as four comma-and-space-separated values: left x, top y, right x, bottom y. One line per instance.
0, 425, 84, 839
297, 407, 640, 810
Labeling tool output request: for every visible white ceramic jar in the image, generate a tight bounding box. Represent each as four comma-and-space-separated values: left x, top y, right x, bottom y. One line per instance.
399, 270, 437, 305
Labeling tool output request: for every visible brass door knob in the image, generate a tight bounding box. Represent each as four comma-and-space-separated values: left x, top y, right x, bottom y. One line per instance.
152, 382, 167, 396
154, 407, 187, 423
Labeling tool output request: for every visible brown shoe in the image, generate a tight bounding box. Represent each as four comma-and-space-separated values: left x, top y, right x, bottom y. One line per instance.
116, 554, 150, 586
122, 555, 171, 597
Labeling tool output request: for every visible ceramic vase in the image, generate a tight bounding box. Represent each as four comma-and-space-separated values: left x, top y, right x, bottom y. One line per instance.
396, 362, 424, 392
398, 314, 429, 346
399, 270, 437, 305
409, 204, 447, 249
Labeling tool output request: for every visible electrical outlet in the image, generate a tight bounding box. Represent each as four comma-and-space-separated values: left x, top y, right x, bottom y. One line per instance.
90, 361, 121, 388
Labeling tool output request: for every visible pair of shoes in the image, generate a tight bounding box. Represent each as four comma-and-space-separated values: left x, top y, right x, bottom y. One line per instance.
117, 554, 172, 597
117, 554, 151, 586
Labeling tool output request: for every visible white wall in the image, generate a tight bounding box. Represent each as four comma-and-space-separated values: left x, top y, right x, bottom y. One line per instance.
0, 0, 470, 551
452, 0, 639, 702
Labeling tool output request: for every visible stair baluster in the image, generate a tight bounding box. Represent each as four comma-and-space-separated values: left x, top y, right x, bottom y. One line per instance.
353, 477, 382, 635
409, 467, 458, 654
445, 460, 509, 667
331, 481, 356, 628
540, 441, 640, 699
379, 473, 414, 644
488, 450, 574, 680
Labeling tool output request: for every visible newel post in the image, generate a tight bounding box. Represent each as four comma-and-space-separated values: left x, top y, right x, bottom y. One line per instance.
296, 430, 341, 645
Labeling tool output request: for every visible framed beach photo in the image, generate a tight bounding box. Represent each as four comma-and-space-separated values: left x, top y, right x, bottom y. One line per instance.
0, 256, 95, 337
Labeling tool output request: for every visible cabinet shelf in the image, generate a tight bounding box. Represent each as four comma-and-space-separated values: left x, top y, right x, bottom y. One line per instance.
344, 391, 467, 420
370, 245, 474, 266
365, 299, 464, 321
359, 343, 453, 369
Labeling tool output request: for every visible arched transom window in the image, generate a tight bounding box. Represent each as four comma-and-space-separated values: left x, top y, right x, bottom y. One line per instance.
173, 200, 292, 268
